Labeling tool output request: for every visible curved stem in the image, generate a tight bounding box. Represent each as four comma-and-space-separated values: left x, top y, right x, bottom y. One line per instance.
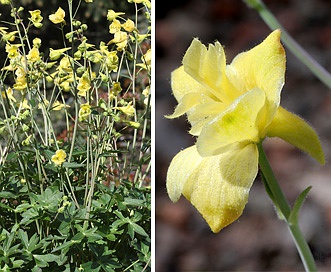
243, 0, 331, 90
257, 142, 317, 272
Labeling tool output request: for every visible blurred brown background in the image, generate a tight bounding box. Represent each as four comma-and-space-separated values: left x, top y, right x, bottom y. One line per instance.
155, 0, 331, 271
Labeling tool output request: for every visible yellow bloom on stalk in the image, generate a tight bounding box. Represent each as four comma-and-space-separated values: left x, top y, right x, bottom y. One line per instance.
109, 19, 121, 34
79, 103, 91, 121
52, 100, 68, 110
2, 87, 16, 102
122, 19, 135, 32
107, 31, 128, 51
77, 73, 90, 97
107, 10, 125, 21
13, 67, 27, 90
49, 7, 65, 24
5, 43, 20, 59
49, 47, 71, 60
137, 49, 151, 70
27, 47, 40, 62
116, 101, 135, 116
51, 149, 66, 166
1, 30, 18, 42
166, 30, 325, 233
29, 10, 43, 28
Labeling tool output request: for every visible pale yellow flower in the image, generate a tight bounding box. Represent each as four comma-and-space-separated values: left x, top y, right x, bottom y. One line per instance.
107, 10, 125, 21
122, 19, 135, 32
109, 19, 121, 34
79, 103, 91, 121
1, 87, 16, 102
116, 101, 135, 116
27, 47, 40, 62
49, 7, 65, 24
166, 30, 325, 233
49, 47, 71, 60
77, 73, 90, 96
51, 149, 66, 165
5, 43, 20, 59
108, 31, 128, 51
13, 67, 27, 91
29, 10, 43, 28
52, 100, 68, 110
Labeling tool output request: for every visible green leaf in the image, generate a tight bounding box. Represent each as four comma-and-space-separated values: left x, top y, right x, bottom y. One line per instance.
131, 222, 148, 237
33, 254, 59, 268
0, 191, 16, 199
123, 198, 144, 206
289, 186, 312, 225
62, 162, 85, 168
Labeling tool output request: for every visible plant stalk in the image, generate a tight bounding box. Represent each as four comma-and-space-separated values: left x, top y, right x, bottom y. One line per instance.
257, 142, 317, 272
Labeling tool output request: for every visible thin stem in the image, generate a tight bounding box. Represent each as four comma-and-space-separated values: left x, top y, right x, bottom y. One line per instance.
257, 142, 317, 272
243, 0, 331, 90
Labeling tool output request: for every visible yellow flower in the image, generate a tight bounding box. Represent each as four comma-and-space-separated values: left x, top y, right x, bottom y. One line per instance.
29, 10, 43, 28
122, 19, 135, 32
52, 100, 68, 110
79, 103, 91, 121
49, 7, 65, 24
1, 87, 16, 102
27, 47, 40, 62
136, 49, 151, 70
107, 10, 125, 21
51, 149, 66, 165
107, 31, 128, 51
49, 47, 71, 60
5, 43, 20, 59
166, 30, 325, 233
13, 67, 27, 90
77, 73, 90, 96
1, 30, 18, 42
109, 19, 121, 34
116, 101, 135, 116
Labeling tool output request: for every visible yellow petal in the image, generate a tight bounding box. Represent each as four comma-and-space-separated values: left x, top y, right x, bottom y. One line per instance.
167, 144, 258, 233
266, 106, 325, 164
197, 88, 266, 156
226, 29, 285, 122
166, 146, 203, 202
182, 38, 239, 104
171, 66, 209, 104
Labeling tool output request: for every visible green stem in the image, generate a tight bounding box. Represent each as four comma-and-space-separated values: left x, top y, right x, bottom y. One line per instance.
257, 142, 317, 271
243, 0, 331, 90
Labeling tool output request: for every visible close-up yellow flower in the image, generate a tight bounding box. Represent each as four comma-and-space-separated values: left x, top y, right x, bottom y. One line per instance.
77, 73, 91, 96
26, 47, 40, 62
79, 103, 91, 121
107, 10, 125, 21
51, 149, 67, 166
122, 19, 135, 32
49, 7, 65, 24
116, 101, 135, 116
166, 30, 325, 233
5, 43, 20, 59
107, 31, 128, 51
49, 47, 71, 60
29, 10, 43, 28
1, 87, 16, 102
109, 19, 121, 34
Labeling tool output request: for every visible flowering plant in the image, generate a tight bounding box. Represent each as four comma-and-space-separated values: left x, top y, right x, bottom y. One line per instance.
166, 29, 324, 270
0, 0, 151, 270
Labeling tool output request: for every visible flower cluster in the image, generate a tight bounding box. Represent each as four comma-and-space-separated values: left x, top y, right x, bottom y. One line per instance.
166, 30, 324, 233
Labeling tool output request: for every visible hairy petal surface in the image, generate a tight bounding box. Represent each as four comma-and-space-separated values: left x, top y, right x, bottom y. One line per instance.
166, 146, 203, 203
170, 144, 259, 233
267, 106, 325, 164
226, 29, 285, 123
182, 38, 239, 104
197, 88, 266, 156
